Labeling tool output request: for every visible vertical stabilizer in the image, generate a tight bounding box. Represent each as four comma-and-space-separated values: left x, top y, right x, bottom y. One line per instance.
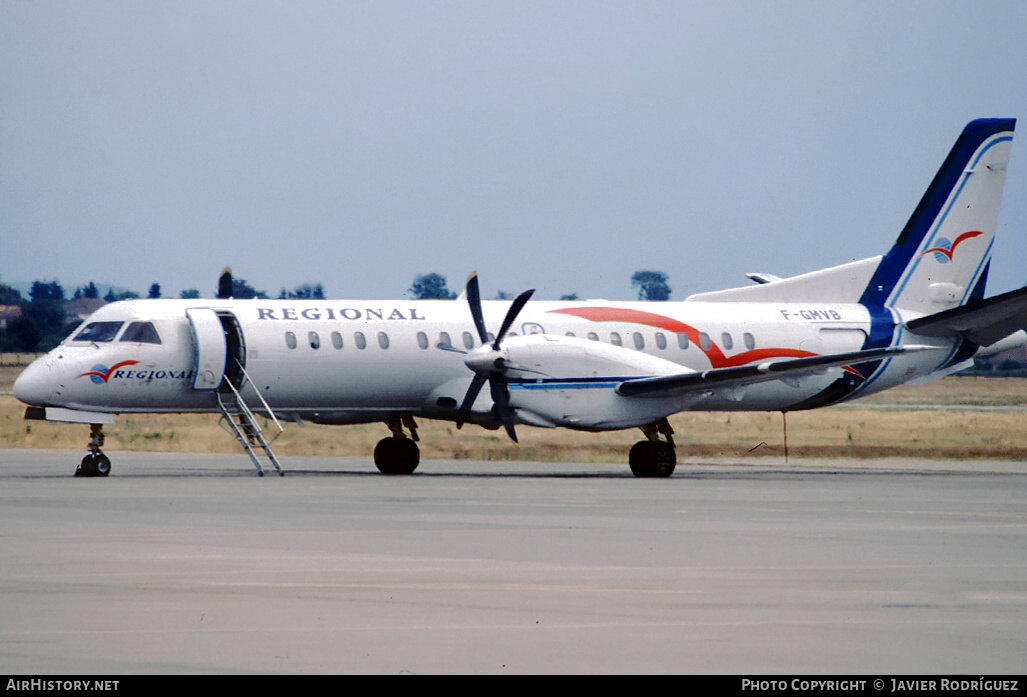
860, 118, 1015, 313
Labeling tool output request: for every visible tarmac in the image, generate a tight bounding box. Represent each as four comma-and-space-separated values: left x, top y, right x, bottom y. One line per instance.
1, 448, 1025, 674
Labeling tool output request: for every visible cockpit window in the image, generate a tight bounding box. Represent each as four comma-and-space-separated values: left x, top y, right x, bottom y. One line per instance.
73, 321, 124, 343
120, 321, 162, 344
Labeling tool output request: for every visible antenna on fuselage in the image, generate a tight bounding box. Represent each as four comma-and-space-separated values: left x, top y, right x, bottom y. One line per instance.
217, 267, 233, 299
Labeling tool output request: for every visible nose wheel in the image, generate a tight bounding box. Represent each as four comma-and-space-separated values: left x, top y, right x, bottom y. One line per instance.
75, 424, 111, 477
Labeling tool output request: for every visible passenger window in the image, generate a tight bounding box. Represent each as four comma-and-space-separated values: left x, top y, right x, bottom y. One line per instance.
417, 331, 429, 350
744, 332, 755, 350
309, 331, 320, 350
677, 333, 689, 349
354, 332, 367, 349
285, 332, 297, 349
721, 332, 733, 350
377, 332, 389, 349
566, 332, 576, 338
332, 331, 343, 349
699, 332, 711, 351
655, 332, 667, 350
120, 321, 161, 344
610, 332, 622, 347
73, 321, 123, 343
439, 331, 451, 348
633, 332, 645, 350
587, 332, 599, 342
462, 331, 474, 350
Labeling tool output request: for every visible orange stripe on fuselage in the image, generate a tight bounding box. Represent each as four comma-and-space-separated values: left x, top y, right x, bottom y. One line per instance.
548, 307, 817, 369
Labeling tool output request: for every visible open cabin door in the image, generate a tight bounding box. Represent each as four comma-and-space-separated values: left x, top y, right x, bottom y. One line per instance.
186, 308, 246, 391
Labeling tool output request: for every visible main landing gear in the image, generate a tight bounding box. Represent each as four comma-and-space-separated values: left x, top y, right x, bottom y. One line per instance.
75, 423, 111, 477
629, 419, 677, 478
374, 417, 421, 475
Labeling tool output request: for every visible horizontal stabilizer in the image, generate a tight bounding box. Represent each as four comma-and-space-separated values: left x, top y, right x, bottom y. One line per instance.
616, 346, 932, 398
905, 285, 1027, 347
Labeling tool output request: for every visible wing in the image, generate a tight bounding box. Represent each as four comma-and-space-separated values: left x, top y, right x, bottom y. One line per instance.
906, 285, 1027, 347
615, 346, 932, 398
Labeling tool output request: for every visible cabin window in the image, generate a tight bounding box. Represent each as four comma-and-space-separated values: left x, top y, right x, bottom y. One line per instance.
698, 332, 711, 351
610, 332, 622, 347
439, 331, 451, 348
721, 332, 733, 350
309, 331, 320, 350
587, 332, 599, 341
73, 321, 123, 343
120, 321, 161, 344
417, 331, 429, 350
377, 331, 390, 349
331, 331, 343, 349
462, 331, 475, 350
354, 331, 367, 350
655, 332, 667, 350
744, 332, 755, 350
633, 332, 645, 350
677, 333, 689, 349
566, 332, 576, 338
285, 331, 297, 349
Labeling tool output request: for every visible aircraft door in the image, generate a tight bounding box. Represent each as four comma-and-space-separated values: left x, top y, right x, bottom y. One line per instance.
186, 308, 227, 390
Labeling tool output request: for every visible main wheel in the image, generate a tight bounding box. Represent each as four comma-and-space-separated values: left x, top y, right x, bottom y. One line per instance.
94, 452, 111, 477
629, 441, 676, 478
374, 437, 420, 475
76, 454, 97, 477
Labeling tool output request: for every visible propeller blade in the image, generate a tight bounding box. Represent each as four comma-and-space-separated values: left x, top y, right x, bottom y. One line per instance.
493, 288, 534, 349
217, 267, 233, 299
456, 373, 488, 429
465, 273, 489, 345
489, 374, 518, 444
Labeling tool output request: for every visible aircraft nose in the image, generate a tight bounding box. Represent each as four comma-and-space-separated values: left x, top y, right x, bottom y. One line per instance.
13, 356, 56, 406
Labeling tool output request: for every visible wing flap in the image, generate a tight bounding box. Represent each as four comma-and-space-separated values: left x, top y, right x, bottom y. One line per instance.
615, 346, 928, 398
905, 285, 1027, 347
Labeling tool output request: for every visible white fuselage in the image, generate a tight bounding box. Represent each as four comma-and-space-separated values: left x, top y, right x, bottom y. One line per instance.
13, 296, 954, 432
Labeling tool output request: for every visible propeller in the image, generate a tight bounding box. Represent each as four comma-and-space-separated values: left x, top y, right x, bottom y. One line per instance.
217, 267, 233, 299
448, 273, 534, 443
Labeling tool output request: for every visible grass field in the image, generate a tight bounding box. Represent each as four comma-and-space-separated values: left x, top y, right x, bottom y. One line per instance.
2, 363, 1026, 462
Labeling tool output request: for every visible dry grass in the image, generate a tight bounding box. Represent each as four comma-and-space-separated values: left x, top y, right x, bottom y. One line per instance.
3, 362, 1026, 461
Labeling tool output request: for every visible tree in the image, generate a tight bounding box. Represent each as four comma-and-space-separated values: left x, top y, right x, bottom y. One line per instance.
0, 283, 23, 305
180, 289, 201, 299
631, 270, 671, 301
560, 293, 579, 301
409, 273, 457, 300
282, 283, 325, 300
148, 283, 161, 299
223, 278, 267, 299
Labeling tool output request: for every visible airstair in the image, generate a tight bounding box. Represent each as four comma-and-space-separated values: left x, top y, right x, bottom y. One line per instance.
216, 361, 285, 476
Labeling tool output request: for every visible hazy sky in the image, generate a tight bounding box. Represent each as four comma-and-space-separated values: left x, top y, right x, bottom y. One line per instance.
3, 1, 1026, 301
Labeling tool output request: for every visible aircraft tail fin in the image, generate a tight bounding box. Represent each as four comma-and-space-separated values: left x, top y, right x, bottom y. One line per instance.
859, 118, 1015, 313
687, 119, 1015, 311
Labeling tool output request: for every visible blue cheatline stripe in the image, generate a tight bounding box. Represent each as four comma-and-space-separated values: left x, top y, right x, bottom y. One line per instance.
858, 119, 1015, 308
508, 376, 636, 391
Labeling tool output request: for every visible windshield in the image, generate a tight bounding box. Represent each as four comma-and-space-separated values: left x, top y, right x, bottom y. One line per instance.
120, 321, 162, 344
72, 321, 124, 343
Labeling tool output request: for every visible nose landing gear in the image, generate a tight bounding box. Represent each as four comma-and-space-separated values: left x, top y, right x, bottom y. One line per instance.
75, 424, 111, 477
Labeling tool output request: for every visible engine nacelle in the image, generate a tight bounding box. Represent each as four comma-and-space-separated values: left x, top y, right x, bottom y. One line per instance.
499, 334, 688, 431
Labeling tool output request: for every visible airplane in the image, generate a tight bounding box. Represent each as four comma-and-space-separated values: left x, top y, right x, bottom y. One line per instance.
13, 118, 1027, 478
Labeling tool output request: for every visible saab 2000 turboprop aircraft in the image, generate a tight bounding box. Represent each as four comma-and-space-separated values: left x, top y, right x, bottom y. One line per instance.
14, 118, 1027, 478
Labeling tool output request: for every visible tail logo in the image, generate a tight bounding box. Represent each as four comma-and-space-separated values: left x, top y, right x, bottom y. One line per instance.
920, 230, 983, 264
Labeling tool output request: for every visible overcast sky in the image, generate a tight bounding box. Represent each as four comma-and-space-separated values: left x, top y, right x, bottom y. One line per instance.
3, 1, 1026, 302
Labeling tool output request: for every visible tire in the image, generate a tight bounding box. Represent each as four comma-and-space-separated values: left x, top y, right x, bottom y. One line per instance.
374, 437, 420, 475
